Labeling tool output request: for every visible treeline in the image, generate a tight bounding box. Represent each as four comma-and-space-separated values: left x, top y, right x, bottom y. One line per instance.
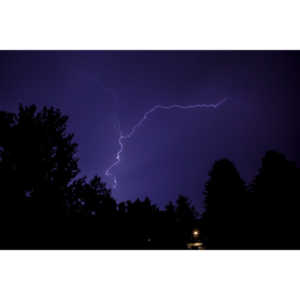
0, 105, 198, 249
204, 151, 300, 249
0, 105, 299, 249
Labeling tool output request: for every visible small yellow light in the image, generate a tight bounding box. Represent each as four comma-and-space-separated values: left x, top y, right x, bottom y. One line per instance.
194, 242, 203, 247
193, 230, 199, 237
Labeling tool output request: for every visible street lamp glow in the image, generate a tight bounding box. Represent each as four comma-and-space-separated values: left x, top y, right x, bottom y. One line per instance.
193, 230, 199, 237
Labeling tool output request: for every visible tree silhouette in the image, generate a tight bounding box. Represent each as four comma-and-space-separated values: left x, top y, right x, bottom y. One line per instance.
69, 175, 116, 217
174, 195, 198, 247
202, 159, 247, 249
250, 150, 300, 248
0, 105, 79, 220
3, 104, 300, 249
175, 195, 196, 220
118, 197, 162, 249
0, 105, 81, 248
65, 175, 118, 248
0, 110, 16, 214
161, 201, 179, 248
0, 104, 204, 249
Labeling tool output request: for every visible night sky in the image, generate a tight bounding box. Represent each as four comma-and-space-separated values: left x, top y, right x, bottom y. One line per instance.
1, 51, 299, 212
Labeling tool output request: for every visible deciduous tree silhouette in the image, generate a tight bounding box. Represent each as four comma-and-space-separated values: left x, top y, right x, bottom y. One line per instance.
0, 104, 202, 249
0, 105, 79, 220
65, 175, 118, 248
68, 176, 116, 217
118, 197, 162, 248
0, 105, 80, 248
4, 105, 300, 250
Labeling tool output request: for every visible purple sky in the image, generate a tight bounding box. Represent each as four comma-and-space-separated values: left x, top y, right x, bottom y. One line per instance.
0, 51, 299, 212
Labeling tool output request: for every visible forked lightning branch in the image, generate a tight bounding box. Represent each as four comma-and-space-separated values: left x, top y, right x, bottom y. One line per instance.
105, 97, 228, 189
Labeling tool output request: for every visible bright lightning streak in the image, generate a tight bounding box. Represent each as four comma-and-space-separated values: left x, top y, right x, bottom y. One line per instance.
105, 97, 228, 189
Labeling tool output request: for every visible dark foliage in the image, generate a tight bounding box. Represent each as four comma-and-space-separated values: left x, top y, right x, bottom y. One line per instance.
202, 152, 300, 249
201, 159, 247, 249
0, 104, 199, 249
249, 151, 300, 249
1, 104, 299, 249
0, 105, 79, 218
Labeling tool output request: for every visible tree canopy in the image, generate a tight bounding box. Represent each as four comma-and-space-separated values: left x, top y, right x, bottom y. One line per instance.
0, 104, 299, 249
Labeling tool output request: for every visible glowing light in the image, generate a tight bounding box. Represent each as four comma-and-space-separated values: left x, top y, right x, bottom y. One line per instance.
105, 97, 229, 188
187, 242, 203, 249
193, 230, 199, 237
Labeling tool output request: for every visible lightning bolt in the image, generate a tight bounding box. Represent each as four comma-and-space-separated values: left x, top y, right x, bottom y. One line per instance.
105, 97, 229, 189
